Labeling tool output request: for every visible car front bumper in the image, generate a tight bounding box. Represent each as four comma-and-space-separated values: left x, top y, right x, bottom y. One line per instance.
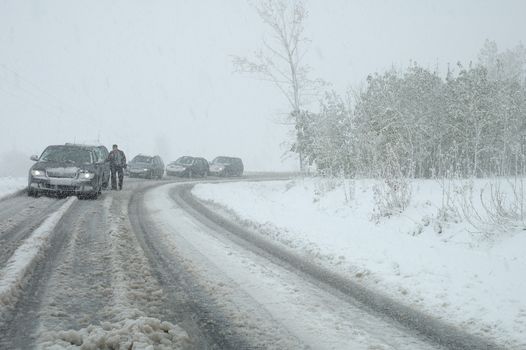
29, 177, 96, 194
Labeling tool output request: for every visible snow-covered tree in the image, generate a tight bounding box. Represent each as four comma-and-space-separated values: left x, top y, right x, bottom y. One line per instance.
232, 0, 323, 171
478, 39, 526, 82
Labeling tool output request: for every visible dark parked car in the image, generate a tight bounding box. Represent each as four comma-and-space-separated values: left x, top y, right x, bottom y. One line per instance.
166, 156, 209, 177
128, 154, 164, 179
209, 156, 244, 177
28, 144, 110, 199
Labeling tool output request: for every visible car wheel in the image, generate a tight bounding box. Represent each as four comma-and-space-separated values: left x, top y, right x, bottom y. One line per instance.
28, 187, 38, 197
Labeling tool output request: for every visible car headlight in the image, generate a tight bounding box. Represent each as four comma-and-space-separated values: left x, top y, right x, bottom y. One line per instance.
31, 169, 46, 177
78, 171, 95, 179
143, 168, 149, 172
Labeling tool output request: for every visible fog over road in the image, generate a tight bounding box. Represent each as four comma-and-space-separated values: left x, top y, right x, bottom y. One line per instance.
0, 176, 500, 349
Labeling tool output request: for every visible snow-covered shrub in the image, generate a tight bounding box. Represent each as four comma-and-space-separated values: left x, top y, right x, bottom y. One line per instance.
313, 176, 340, 202
371, 151, 412, 222
456, 177, 526, 234
342, 178, 356, 204
480, 177, 526, 231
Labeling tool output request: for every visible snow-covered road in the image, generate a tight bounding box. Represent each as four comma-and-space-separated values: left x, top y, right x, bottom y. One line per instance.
0, 176, 504, 349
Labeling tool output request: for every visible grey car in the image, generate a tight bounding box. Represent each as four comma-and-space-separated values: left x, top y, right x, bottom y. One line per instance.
209, 156, 244, 177
28, 144, 110, 199
166, 156, 209, 177
128, 155, 164, 179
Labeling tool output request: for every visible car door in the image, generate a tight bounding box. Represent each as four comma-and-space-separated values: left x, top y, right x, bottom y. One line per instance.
192, 158, 199, 176
195, 158, 203, 175
158, 157, 164, 177
154, 156, 159, 176
97, 147, 110, 185
89, 149, 103, 187
154, 157, 161, 177
202, 158, 209, 176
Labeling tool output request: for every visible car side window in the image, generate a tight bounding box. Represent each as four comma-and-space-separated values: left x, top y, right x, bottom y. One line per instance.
88, 151, 95, 164
92, 148, 100, 162
95, 148, 105, 163
99, 148, 109, 161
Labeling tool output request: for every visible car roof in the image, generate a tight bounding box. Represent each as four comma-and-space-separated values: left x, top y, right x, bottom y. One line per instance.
45, 144, 96, 151
215, 156, 241, 160
64, 143, 106, 148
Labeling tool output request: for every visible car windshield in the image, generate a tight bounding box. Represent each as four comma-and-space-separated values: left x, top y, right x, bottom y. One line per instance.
40, 147, 93, 164
132, 156, 152, 163
175, 157, 194, 165
212, 157, 230, 164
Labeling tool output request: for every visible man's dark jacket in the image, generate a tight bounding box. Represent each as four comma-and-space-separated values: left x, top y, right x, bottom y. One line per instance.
107, 149, 127, 168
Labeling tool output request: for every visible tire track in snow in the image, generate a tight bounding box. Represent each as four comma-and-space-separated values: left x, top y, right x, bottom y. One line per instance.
0, 196, 76, 314
129, 183, 272, 350
0, 196, 66, 269
35, 188, 192, 349
33, 197, 115, 334
104, 194, 166, 321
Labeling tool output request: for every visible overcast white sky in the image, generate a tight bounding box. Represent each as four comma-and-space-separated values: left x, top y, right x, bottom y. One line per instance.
1, 0, 525, 173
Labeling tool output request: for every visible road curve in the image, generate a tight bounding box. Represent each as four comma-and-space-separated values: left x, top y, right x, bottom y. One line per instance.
172, 183, 505, 350
0, 175, 505, 349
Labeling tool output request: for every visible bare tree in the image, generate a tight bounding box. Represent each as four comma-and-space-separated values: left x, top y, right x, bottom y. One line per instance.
233, 0, 322, 171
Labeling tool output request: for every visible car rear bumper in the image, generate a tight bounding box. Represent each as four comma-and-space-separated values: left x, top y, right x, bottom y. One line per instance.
128, 170, 152, 177
166, 170, 186, 176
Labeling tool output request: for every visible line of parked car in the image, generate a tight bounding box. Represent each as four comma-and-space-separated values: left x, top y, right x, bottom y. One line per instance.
27, 143, 244, 199
127, 154, 244, 178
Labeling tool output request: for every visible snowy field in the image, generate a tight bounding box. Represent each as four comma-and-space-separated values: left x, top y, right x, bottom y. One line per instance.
0, 177, 26, 200
193, 178, 526, 348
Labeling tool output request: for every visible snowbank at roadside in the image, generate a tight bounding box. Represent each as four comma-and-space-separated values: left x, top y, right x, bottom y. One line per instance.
38, 317, 191, 350
0, 177, 26, 200
193, 178, 526, 348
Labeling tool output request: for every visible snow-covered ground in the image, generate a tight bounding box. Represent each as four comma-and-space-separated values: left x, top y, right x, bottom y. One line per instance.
0, 177, 26, 200
193, 178, 526, 348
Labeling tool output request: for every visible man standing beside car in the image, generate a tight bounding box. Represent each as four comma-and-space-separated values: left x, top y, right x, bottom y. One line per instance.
107, 144, 127, 190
